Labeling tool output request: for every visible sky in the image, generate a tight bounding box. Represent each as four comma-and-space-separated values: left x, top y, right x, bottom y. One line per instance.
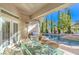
46, 3, 79, 25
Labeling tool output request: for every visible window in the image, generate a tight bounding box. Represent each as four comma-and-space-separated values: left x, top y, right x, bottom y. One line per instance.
13, 23, 18, 43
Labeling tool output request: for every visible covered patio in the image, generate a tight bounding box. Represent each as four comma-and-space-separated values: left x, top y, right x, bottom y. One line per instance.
0, 3, 78, 55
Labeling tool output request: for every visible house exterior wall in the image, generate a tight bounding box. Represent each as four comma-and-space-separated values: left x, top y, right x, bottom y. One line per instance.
0, 4, 29, 41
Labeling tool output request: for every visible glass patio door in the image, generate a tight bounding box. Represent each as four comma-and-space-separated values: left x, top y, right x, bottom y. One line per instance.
0, 16, 10, 48
0, 12, 19, 48
0, 17, 4, 46
2, 21, 10, 46
12, 22, 18, 43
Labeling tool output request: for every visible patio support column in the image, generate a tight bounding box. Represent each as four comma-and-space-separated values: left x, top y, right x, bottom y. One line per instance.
37, 20, 40, 35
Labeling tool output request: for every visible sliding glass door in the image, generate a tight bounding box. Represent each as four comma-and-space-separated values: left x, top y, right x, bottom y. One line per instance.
0, 17, 3, 45
0, 13, 19, 48
2, 21, 10, 47
12, 23, 18, 43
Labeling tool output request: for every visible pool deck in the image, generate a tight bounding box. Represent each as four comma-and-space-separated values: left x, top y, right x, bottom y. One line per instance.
59, 44, 79, 55
42, 36, 79, 55
59, 34, 79, 55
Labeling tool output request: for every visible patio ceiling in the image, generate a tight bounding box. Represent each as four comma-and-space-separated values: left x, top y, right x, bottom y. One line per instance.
0, 3, 74, 22
13, 3, 47, 16
31, 3, 74, 19
13, 3, 73, 20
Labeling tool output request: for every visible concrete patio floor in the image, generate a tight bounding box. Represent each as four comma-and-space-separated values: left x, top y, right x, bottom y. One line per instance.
59, 44, 79, 55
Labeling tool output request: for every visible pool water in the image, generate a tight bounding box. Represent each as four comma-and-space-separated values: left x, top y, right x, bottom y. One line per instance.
45, 34, 79, 46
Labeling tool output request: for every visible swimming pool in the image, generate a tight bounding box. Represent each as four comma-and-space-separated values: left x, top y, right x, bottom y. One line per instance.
44, 34, 79, 46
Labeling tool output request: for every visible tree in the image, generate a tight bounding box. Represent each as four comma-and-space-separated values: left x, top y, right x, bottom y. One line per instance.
40, 17, 45, 33
58, 11, 61, 34
47, 19, 51, 33
66, 9, 72, 33
57, 8, 72, 34
51, 19, 53, 33
45, 17, 48, 33
40, 21, 44, 33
